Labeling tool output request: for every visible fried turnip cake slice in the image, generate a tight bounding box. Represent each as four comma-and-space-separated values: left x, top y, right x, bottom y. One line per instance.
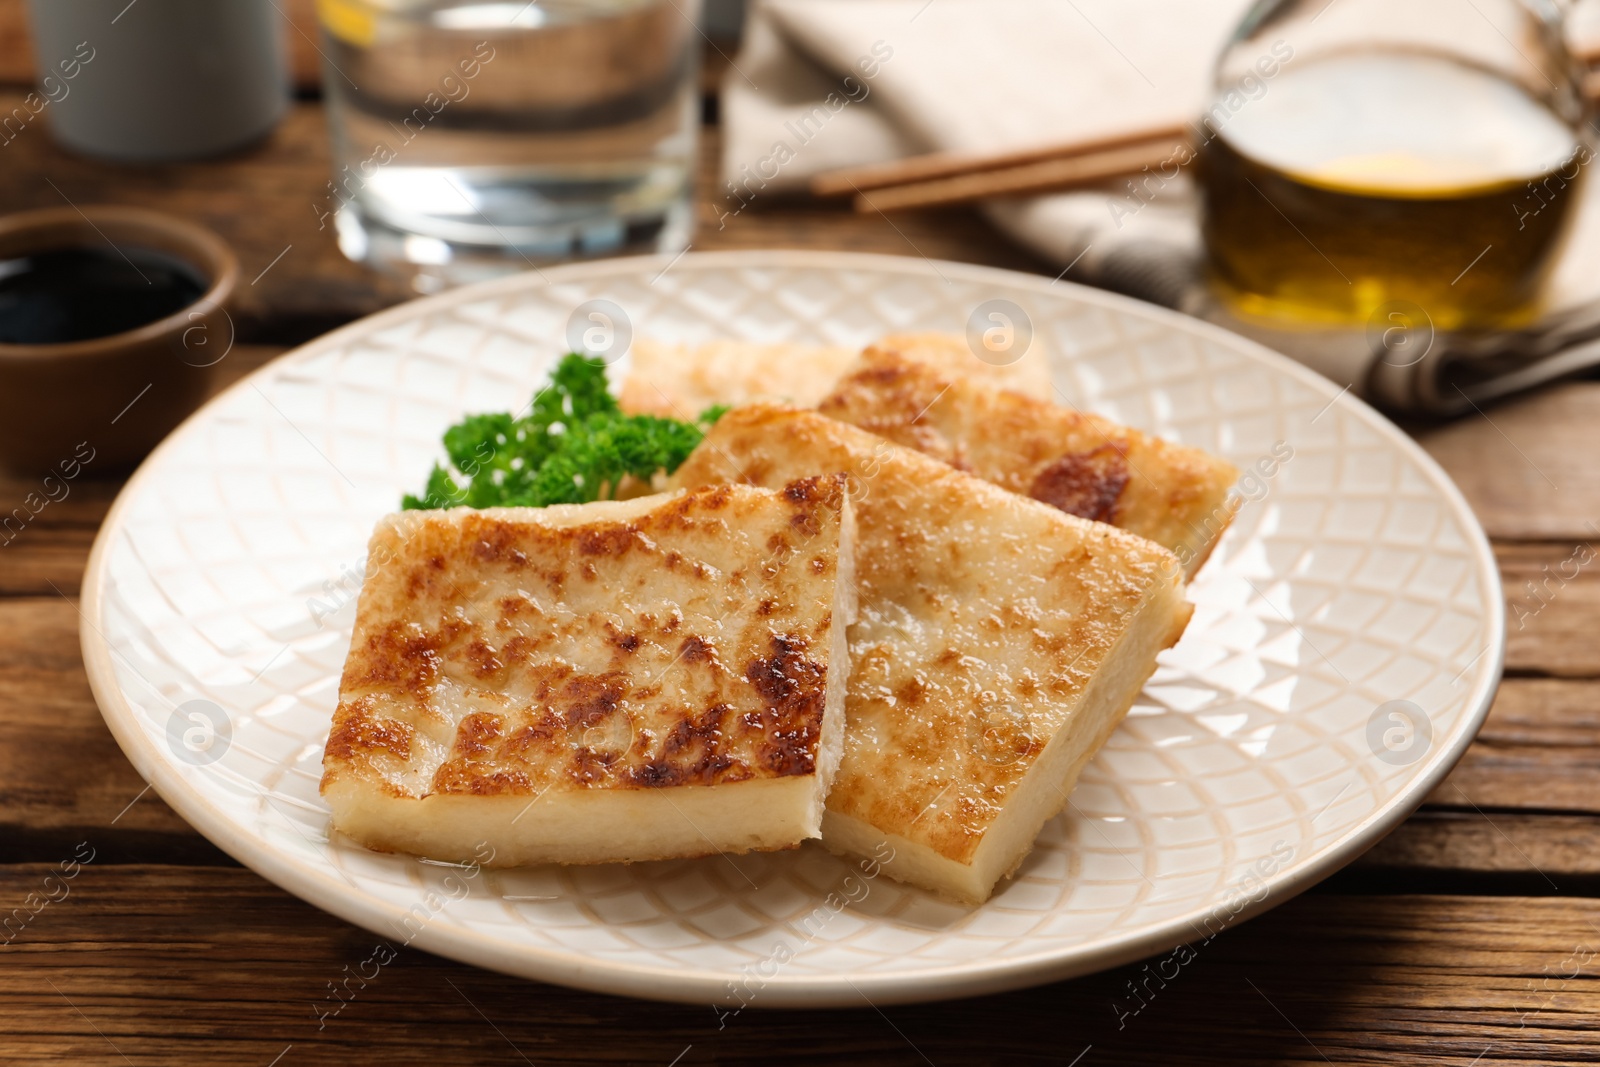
855, 331, 1052, 401
819, 345, 1240, 577
321, 478, 857, 867
618, 331, 1051, 418
670, 405, 1191, 904
619, 338, 861, 418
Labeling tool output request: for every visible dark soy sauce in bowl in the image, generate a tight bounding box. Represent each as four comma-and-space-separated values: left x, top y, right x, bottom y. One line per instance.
0, 204, 237, 474
0, 246, 207, 345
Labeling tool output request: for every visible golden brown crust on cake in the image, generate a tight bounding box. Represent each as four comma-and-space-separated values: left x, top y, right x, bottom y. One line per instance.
818, 346, 1239, 575
619, 339, 861, 417
322, 478, 851, 806
618, 332, 1052, 419
864, 332, 1053, 401
670, 405, 1189, 882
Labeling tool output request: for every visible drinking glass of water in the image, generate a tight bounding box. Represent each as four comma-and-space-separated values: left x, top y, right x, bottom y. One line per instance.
315, 0, 701, 292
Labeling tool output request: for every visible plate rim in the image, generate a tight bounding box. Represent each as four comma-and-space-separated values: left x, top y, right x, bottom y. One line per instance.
79, 248, 1506, 1007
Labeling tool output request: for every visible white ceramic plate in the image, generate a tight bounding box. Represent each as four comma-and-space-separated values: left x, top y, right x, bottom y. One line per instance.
81, 251, 1502, 1008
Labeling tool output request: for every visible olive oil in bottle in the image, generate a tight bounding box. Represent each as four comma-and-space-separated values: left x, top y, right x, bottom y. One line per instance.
1200, 50, 1584, 331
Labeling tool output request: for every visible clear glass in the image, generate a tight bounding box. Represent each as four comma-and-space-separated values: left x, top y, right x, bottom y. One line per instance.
1199, 0, 1588, 331
317, 0, 700, 293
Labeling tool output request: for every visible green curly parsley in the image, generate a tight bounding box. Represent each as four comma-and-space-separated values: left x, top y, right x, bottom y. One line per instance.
402, 353, 727, 510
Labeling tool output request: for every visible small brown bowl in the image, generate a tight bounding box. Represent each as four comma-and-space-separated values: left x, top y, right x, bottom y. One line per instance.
0, 205, 239, 475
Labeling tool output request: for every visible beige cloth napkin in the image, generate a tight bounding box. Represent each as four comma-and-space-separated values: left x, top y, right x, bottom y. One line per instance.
722, 0, 1600, 414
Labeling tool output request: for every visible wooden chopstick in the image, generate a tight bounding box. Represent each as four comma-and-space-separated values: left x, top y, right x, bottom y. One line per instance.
810, 123, 1191, 198
849, 136, 1189, 212
812, 46, 1600, 214
809, 124, 1192, 213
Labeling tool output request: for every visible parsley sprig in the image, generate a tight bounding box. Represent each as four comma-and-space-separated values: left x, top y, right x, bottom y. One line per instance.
402, 353, 725, 510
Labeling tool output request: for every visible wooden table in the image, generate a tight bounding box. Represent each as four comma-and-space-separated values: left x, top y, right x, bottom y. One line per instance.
5, 17, 1600, 1067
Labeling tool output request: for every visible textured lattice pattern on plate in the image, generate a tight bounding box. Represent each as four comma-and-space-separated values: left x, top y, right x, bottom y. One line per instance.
86, 253, 1499, 1006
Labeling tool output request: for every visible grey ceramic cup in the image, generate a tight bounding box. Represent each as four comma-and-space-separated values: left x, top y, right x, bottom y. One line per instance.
26, 0, 289, 162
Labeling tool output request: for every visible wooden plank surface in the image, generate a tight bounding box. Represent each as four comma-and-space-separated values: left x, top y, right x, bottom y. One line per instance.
2, 375, 1599, 872
0, 92, 1050, 345
5, 372, 1600, 595
2, 33, 1600, 1062
1434, 679, 1600, 813
0, 95, 412, 340
0, 0, 324, 93
2, 865, 1599, 1066
1499, 542, 1600, 678
0, 0, 735, 98
2, 585, 1597, 863
1416, 384, 1600, 542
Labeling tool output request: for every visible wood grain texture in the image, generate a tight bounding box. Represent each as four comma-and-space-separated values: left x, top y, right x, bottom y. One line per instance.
1430, 679, 1600, 813
1417, 383, 1600, 542
0, 0, 324, 91
0, 0, 27, 87
0, 0, 732, 98
1500, 542, 1600, 678
0, 598, 190, 838
1362, 811, 1600, 883
0, 94, 413, 341
0, 48, 1598, 1059
0, 343, 1594, 849
10, 536, 1590, 644
0, 91, 1051, 344
0, 345, 290, 595
0, 355, 1594, 906
0, 348, 291, 840
0, 576, 1594, 856
2, 865, 1599, 1065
